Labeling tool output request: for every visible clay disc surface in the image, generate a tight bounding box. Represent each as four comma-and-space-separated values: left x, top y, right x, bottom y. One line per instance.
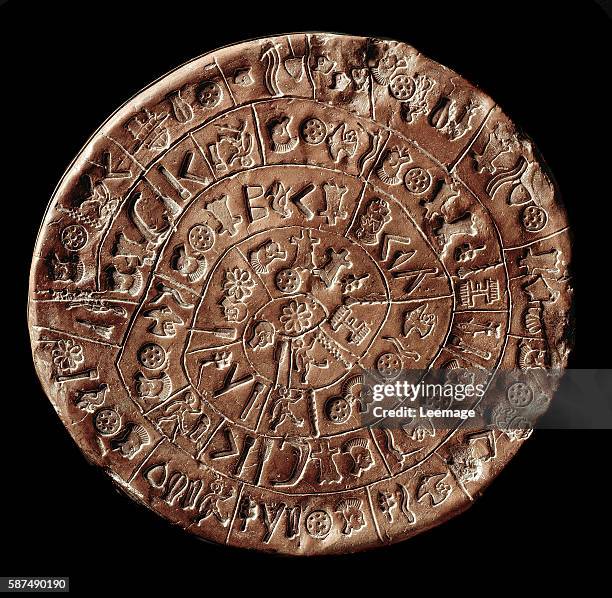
28, 33, 573, 555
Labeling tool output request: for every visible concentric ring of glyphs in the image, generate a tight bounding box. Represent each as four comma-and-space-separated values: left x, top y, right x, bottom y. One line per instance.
28, 34, 572, 554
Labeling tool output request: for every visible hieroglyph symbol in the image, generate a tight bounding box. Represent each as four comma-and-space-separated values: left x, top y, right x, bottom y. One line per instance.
208, 120, 254, 173
56, 176, 121, 231
145, 464, 233, 526
328, 124, 359, 162
377, 484, 416, 525
336, 499, 366, 535
74, 384, 108, 413
269, 386, 305, 431
353, 198, 391, 245
125, 109, 169, 152
312, 248, 352, 288
197, 81, 223, 108
473, 122, 519, 174
458, 278, 501, 308
166, 89, 193, 123
143, 306, 184, 337
269, 116, 299, 153
291, 337, 328, 384
220, 268, 255, 323
249, 240, 287, 274
261, 43, 283, 96
129, 191, 181, 248
329, 305, 370, 345
48, 253, 84, 284
318, 182, 348, 225
244, 182, 316, 222
454, 318, 501, 339
429, 96, 481, 141
204, 195, 242, 236
135, 370, 172, 407
403, 304, 436, 338
290, 229, 319, 270
153, 390, 211, 447
416, 472, 452, 506
110, 423, 151, 459
376, 147, 412, 185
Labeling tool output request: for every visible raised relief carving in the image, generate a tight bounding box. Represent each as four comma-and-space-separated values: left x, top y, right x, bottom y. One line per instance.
335, 498, 365, 535
458, 277, 501, 308
329, 304, 370, 345
403, 304, 436, 338
300, 118, 327, 145
110, 423, 151, 459
415, 472, 452, 506
353, 198, 392, 245
233, 68, 254, 87
171, 223, 215, 283
318, 182, 348, 226
473, 122, 519, 174
377, 484, 416, 525
429, 95, 481, 140
197, 81, 223, 109
376, 147, 412, 185
207, 120, 254, 173
56, 175, 121, 230
249, 240, 286, 273
143, 306, 184, 337
220, 267, 255, 323
204, 195, 242, 236
74, 384, 108, 413
43, 338, 85, 379
305, 509, 333, 539
192, 476, 234, 526
145, 464, 233, 527
327, 123, 359, 162
166, 89, 194, 123
138, 343, 167, 370
60, 224, 88, 252
125, 109, 169, 152
342, 438, 374, 478
135, 371, 172, 408
154, 390, 211, 446
261, 43, 283, 96
30, 33, 573, 555
47, 253, 84, 284
269, 116, 299, 153
404, 167, 432, 194
93, 407, 122, 436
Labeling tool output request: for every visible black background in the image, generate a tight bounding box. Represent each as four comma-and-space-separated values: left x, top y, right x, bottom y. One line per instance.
3, 0, 611, 591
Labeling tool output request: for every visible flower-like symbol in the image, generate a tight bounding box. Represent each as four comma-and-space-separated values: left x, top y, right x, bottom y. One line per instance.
223, 268, 255, 302
279, 300, 312, 334
60, 224, 88, 252
51, 339, 84, 373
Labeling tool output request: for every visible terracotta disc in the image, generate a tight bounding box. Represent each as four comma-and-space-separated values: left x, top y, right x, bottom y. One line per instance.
28, 33, 573, 555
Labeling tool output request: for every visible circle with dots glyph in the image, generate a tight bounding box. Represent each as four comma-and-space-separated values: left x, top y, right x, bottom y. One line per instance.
29, 33, 573, 555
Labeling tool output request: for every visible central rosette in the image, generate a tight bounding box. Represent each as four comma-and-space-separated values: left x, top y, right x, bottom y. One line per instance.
244, 294, 327, 383
185, 226, 390, 394
277, 296, 323, 337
